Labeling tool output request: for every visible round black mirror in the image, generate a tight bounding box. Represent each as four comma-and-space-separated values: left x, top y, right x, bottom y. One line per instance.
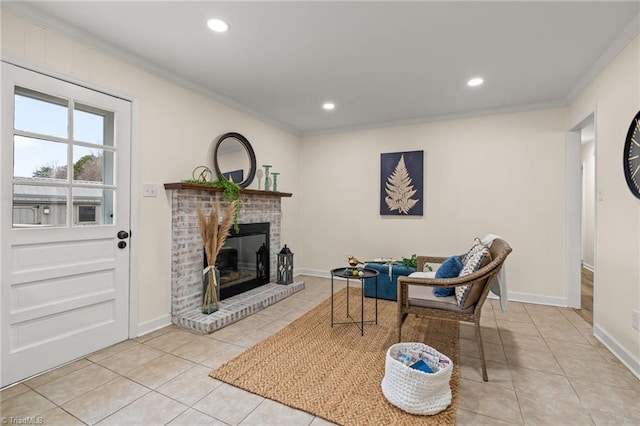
213, 132, 257, 189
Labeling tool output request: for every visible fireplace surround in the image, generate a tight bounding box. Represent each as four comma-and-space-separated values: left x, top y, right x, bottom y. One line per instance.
165, 182, 296, 332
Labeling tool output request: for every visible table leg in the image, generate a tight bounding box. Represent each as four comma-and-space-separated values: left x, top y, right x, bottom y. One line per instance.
331, 274, 334, 328
360, 277, 364, 336
375, 275, 378, 324
346, 277, 350, 319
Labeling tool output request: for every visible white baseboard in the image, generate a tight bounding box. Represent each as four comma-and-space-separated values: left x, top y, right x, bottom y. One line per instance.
504, 291, 568, 307
594, 324, 640, 380
136, 314, 172, 338
295, 268, 331, 279
487, 291, 568, 307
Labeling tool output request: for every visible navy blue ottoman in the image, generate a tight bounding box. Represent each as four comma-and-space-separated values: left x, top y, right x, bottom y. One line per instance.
363, 263, 416, 301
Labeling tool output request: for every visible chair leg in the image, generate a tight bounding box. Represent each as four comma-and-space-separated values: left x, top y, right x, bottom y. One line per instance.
475, 319, 488, 381
398, 312, 408, 342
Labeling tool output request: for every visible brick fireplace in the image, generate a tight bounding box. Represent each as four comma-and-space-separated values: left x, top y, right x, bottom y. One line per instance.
165, 183, 303, 333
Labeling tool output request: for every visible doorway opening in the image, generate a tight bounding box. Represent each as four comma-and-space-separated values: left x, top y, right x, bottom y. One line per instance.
568, 113, 595, 325
577, 119, 595, 324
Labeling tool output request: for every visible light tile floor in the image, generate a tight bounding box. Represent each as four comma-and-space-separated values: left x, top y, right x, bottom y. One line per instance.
1, 275, 639, 425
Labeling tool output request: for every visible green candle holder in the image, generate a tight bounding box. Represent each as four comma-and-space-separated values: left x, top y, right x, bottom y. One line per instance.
270, 172, 280, 192
262, 165, 272, 191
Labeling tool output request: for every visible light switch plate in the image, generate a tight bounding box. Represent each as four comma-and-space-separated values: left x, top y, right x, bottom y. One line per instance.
143, 183, 157, 197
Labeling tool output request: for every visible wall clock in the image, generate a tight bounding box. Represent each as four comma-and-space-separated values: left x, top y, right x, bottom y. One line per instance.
623, 110, 640, 199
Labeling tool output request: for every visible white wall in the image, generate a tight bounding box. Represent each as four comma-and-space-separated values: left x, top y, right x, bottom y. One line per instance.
569, 35, 640, 372
300, 108, 569, 303
0, 9, 302, 332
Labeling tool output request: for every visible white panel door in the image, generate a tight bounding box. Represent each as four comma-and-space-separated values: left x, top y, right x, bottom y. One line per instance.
1, 62, 131, 387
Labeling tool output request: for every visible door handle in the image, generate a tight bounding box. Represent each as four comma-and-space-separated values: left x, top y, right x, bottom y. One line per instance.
117, 230, 129, 239
118, 241, 127, 249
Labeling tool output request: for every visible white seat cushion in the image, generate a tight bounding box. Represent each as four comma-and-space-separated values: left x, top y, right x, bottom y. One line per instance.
407, 285, 472, 313
408, 271, 436, 279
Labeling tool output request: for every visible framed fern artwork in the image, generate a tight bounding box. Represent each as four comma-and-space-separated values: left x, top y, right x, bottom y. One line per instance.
380, 150, 423, 216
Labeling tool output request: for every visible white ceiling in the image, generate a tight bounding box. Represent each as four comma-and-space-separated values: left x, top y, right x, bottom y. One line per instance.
6, 1, 640, 135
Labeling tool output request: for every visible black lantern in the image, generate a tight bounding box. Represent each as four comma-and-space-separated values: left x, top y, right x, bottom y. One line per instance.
277, 244, 294, 284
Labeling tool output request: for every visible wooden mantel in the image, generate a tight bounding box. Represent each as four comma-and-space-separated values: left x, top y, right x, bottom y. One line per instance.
164, 182, 292, 198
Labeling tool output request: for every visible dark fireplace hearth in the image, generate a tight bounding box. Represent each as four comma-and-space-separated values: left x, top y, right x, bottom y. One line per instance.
205, 222, 270, 300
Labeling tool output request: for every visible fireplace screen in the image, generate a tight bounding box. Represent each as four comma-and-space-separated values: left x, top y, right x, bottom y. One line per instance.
206, 222, 270, 300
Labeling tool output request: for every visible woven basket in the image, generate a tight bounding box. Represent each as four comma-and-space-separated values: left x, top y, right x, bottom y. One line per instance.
381, 342, 453, 415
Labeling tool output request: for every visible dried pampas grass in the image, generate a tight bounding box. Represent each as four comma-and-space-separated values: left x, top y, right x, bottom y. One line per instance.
197, 200, 239, 311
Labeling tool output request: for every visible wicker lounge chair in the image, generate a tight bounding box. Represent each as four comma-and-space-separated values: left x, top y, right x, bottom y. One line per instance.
397, 238, 512, 381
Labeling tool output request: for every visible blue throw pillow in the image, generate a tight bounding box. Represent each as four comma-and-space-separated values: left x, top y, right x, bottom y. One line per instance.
433, 256, 463, 297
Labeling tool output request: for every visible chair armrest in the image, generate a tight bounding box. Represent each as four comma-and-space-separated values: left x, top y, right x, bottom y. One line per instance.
416, 256, 448, 267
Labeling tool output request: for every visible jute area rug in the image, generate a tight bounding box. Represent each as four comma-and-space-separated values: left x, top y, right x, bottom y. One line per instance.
210, 288, 459, 425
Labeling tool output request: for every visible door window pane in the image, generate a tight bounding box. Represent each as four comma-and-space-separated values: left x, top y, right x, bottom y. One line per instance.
14, 136, 67, 180
13, 184, 68, 227
72, 146, 114, 185
73, 188, 113, 226
14, 89, 68, 138
74, 106, 107, 145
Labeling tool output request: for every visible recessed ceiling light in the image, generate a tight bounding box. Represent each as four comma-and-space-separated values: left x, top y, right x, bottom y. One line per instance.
467, 77, 484, 87
207, 18, 229, 33
323, 102, 335, 111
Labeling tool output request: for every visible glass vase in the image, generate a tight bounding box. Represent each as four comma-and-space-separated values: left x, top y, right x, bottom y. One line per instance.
202, 267, 221, 314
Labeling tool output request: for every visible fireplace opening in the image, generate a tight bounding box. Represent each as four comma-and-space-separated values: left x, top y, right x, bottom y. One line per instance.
204, 222, 270, 300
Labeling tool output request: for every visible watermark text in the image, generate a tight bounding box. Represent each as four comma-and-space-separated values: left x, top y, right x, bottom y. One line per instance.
0, 417, 44, 425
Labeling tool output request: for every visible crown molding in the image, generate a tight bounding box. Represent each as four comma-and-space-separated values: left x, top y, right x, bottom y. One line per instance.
565, 12, 640, 103
301, 99, 567, 138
